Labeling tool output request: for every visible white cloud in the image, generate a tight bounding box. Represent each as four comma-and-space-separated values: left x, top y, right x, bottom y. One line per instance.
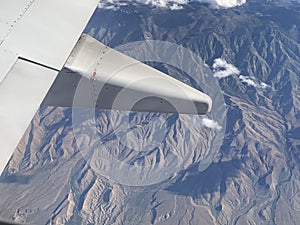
201, 118, 222, 131
213, 0, 246, 8
211, 58, 270, 89
260, 82, 270, 89
239, 75, 270, 89
212, 58, 240, 78
98, 0, 187, 9
239, 75, 257, 87
98, 0, 247, 10
170, 3, 184, 10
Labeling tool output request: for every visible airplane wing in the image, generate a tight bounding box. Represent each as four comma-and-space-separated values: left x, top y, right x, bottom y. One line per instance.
0, 0, 99, 173
43, 34, 212, 115
0, 0, 212, 175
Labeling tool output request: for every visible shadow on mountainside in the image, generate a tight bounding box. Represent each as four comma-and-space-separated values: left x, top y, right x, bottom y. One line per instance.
166, 159, 241, 196
0, 174, 31, 185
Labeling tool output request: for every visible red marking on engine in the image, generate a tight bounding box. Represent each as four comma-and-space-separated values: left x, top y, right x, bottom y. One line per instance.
93, 71, 97, 77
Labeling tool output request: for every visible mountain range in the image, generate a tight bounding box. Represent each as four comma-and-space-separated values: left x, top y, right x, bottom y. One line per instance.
0, 1, 299, 224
